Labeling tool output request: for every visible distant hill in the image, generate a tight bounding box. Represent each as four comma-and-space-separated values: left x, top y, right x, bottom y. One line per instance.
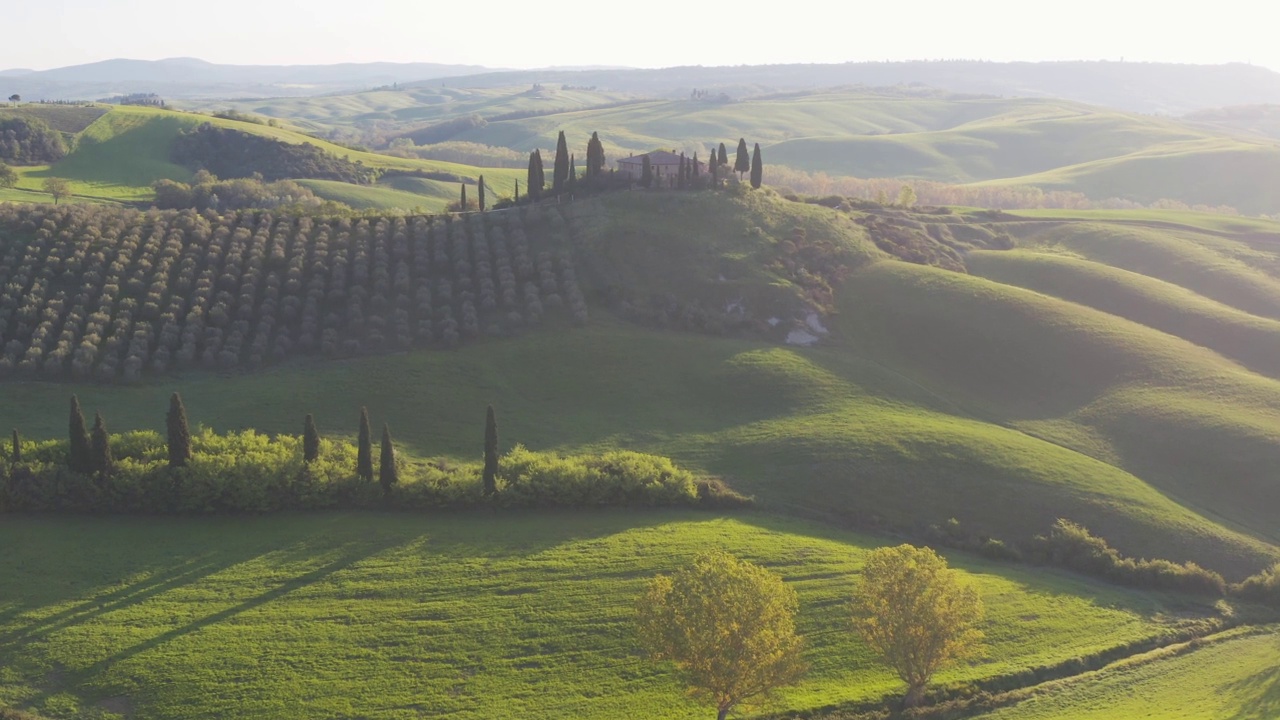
1184, 104, 1280, 140
428, 60, 1280, 115
0, 57, 499, 101
6, 59, 1280, 114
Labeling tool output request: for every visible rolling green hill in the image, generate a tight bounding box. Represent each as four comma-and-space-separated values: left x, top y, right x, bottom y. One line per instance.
0, 512, 1220, 720
4, 105, 521, 204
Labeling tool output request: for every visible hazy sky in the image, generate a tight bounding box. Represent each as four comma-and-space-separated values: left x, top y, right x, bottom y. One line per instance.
4, 0, 1277, 72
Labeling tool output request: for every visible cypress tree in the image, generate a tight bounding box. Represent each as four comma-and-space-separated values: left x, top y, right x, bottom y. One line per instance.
166, 392, 192, 469
750, 143, 763, 189
357, 407, 373, 482
709, 148, 718, 181
68, 395, 93, 474
587, 131, 605, 179
303, 413, 320, 462
90, 411, 113, 478
379, 423, 398, 493
514, 179, 520, 203
553, 130, 569, 193
483, 404, 498, 496
692, 151, 700, 179
677, 154, 687, 190
10, 429, 19, 464
567, 154, 577, 193
718, 142, 729, 167
640, 155, 653, 188
459, 183, 467, 211
478, 175, 486, 211
735, 138, 750, 179
528, 150, 545, 199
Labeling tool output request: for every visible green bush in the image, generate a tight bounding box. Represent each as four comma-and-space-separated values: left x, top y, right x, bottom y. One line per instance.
1030, 519, 1227, 596
0, 431, 726, 515
1232, 563, 1280, 606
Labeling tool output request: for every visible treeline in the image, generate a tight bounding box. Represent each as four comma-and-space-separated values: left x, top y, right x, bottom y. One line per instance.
0, 202, 588, 382
153, 172, 336, 213
172, 124, 377, 185
0, 116, 67, 165
930, 517, 1280, 605
0, 395, 746, 514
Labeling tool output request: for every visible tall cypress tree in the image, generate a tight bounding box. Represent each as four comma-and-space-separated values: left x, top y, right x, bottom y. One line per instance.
677, 154, 687, 190
459, 183, 467, 211
90, 411, 113, 478
357, 407, 373, 482
567, 155, 577, 193
68, 395, 92, 474
379, 423, 398, 493
718, 142, 729, 167
166, 392, 192, 469
483, 405, 499, 496
10, 429, 20, 464
640, 155, 653, 189
750, 143, 763, 189
514, 179, 520, 203
709, 148, 719, 181
735, 138, 750, 179
478, 175, 486, 212
303, 413, 321, 462
692, 151, 700, 179
586, 131, 605, 179
553, 130, 569, 193
528, 150, 545, 199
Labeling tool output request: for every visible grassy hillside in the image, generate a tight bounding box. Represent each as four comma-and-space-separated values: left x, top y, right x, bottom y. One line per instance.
6, 105, 521, 203
0, 512, 1218, 720
974, 627, 1280, 719
295, 179, 453, 211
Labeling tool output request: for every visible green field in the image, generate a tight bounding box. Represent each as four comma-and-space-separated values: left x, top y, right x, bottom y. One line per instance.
0, 512, 1217, 720
189, 85, 1280, 213
5, 105, 522, 204
974, 627, 1280, 719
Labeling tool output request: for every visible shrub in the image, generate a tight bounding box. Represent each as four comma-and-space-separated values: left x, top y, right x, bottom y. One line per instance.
1030, 519, 1226, 596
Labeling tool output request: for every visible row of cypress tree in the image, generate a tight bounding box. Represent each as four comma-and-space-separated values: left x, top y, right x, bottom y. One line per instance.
20, 396, 505, 499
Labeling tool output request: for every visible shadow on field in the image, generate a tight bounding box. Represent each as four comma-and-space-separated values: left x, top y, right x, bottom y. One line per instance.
1227, 661, 1280, 720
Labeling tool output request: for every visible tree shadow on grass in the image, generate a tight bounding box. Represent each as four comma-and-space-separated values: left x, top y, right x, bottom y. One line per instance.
1226, 653, 1280, 720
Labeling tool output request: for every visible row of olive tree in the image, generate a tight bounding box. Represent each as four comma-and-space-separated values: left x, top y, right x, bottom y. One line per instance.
637, 545, 984, 718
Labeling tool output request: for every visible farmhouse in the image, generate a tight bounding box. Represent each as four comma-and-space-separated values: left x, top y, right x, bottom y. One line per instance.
616, 150, 705, 179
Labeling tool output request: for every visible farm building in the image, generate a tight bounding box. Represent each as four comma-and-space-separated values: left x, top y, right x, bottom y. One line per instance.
616, 150, 705, 179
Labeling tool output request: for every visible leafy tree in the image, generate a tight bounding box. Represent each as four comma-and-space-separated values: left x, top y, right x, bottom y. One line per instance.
553, 131, 570, 193
640, 155, 653, 189
91, 411, 114, 478
357, 407, 373, 482
527, 149, 545, 199
734, 139, 750, 180
897, 184, 917, 207
7, 94, 19, 104
637, 550, 808, 720
850, 544, 984, 708
379, 423, 398, 493
750, 144, 763, 189
0, 162, 17, 189
68, 395, 93, 474
478, 174, 486, 211
718, 142, 729, 167
166, 392, 193, 469
42, 177, 71, 205
303, 413, 320, 462
483, 404, 498, 496
10, 429, 19, 464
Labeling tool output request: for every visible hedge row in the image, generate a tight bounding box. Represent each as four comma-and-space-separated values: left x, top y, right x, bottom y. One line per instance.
0, 430, 748, 514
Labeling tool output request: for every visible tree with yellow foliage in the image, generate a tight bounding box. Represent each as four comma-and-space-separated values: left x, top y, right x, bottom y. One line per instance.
851, 544, 984, 708
637, 550, 808, 720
